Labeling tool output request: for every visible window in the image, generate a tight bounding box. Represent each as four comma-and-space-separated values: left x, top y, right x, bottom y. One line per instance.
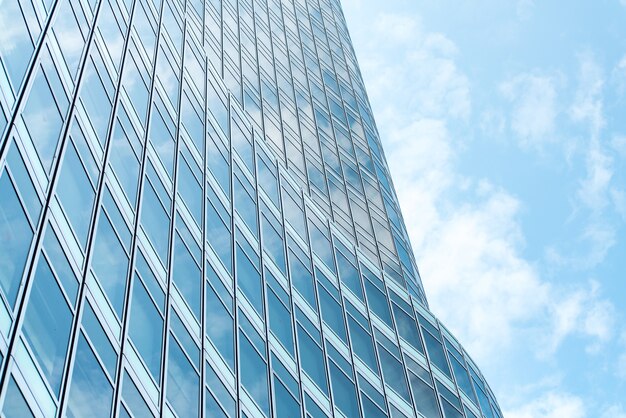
167, 337, 200, 418
2, 377, 34, 418
329, 362, 359, 417
92, 212, 129, 317
0, 171, 33, 308
239, 332, 269, 416
236, 244, 263, 315
66, 333, 113, 418
82, 301, 117, 377
173, 232, 201, 318
57, 141, 96, 248
22, 70, 64, 172
129, 277, 163, 381
141, 180, 170, 265
408, 371, 440, 418
297, 325, 328, 395
22, 257, 72, 395
205, 279, 234, 369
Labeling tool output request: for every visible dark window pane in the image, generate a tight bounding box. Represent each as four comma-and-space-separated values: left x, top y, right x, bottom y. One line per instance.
297, 325, 328, 395
408, 372, 440, 418
239, 332, 269, 416
329, 362, 359, 418
267, 288, 294, 355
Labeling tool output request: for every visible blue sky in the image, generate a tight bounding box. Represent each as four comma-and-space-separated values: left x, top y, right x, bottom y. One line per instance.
341, 0, 626, 416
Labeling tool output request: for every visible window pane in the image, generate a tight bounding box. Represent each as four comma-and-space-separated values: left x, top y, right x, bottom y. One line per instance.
236, 245, 263, 315
2, 376, 34, 418
297, 326, 328, 395
378, 347, 410, 402
392, 305, 423, 354
408, 372, 440, 418
57, 142, 96, 247
122, 373, 154, 418
0, 0, 35, 91
318, 285, 346, 342
273, 376, 301, 418
239, 332, 269, 416
329, 362, 359, 418
0, 172, 33, 308
141, 180, 170, 265
267, 288, 294, 355
423, 332, 452, 379
22, 257, 72, 395
22, 71, 63, 172
167, 337, 199, 418
205, 282, 234, 369
130, 278, 163, 381
173, 233, 201, 318
92, 212, 129, 317
66, 333, 113, 418
347, 317, 377, 373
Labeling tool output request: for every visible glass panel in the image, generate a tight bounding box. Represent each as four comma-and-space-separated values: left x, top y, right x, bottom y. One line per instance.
318, 285, 346, 342
408, 372, 440, 418
450, 356, 477, 405
392, 304, 423, 354
122, 372, 154, 418
267, 288, 294, 356
205, 277, 234, 366
297, 325, 328, 395
0, 172, 33, 308
0, 0, 35, 91
239, 332, 269, 416
378, 347, 410, 402
141, 180, 170, 265
167, 337, 200, 418
66, 333, 113, 418
236, 245, 263, 315
57, 141, 96, 247
173, 233, 201, 318
22, 70, 63, 172
423, 331, 452, 379
92, 212, 129, 317
22, 257, 72, 395
347, 316, 378, 373
129, 278, 163, 381
82, 302, 117, 377
274, 376, 301, 418
329, 362, 359, 418
2, 376, 34, 418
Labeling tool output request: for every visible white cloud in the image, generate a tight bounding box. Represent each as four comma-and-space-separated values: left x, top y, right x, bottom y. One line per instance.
374, 14, 419, 43
500, 73, 559, 149
516, 0, 536, 20
506, 392, 586, 418
601, 405, 626, 418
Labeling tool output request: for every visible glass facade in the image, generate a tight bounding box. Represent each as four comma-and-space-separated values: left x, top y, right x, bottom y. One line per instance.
0, 0, 503, 416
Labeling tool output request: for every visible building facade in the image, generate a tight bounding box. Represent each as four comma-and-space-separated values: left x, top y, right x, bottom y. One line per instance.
0, 0, 503, 417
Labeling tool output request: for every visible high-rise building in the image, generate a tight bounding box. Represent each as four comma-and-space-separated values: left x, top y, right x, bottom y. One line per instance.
0, 0, 503, 417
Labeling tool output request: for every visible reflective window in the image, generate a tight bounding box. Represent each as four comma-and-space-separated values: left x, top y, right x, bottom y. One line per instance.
297, 325, 328, 395
66, 333, 113, 418
0, 171, 33, 308
236, 244, 263, 315
274, 376, 301, 418
167, 337, 200, 418
206, 268, 234, 370
392, 304, 423, 354
129, 277, 163, 381
347, 316, 378, 373
122, 372, 154, 418
141, 180, 170, 265
173, 232, 201, 318
22, 69, 63, 172
378, 346, 410, 402
2, 377, 34, 418
408, 371, 440, 418
423, 331, 452, 379
329, 362, 359, 417
239, 332, 269, 416
82, 301, 117, 377
22, 257, 72, 395
92, 212, 129, 317
57, 141, 96, 247
0, 0, 35, 91
318, 285, 346, 342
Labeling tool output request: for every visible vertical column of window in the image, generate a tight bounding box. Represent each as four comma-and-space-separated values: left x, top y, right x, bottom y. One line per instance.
469, 367, 495, 418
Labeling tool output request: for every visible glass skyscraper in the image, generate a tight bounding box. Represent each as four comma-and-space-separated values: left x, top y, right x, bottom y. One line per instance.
0, 0, 503, 416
